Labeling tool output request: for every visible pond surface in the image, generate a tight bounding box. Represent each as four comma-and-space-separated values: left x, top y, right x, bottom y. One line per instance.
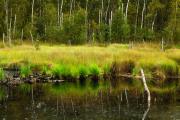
0, 79, 180, 120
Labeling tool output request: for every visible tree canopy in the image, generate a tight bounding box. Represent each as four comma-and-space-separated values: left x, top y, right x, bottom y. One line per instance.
0, 0, 179, 45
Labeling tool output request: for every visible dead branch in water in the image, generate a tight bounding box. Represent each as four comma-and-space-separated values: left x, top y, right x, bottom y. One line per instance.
141, 69, 151, 107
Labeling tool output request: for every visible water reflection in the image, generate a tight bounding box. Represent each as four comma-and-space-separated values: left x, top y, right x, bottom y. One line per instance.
0, 79, 180, 119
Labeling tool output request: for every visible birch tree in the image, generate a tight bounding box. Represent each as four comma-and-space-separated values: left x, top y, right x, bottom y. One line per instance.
141, 0, 146, 29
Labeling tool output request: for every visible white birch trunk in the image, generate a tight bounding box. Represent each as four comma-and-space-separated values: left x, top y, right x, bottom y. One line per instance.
57, 0, 60, 26
60, 0, 64, 28
69, 0, 73, 20
5, 0, 8, 41
3, 33, 6, 47
109, 11, 113, 42
9, 8, 12, 46
151, 12, 157, 31
31, 0, 35, 28
101, 0, 104, 22
125, 0, 130, 19
161, 37, 164, 51
135, 0, 139, 35
105, 0, 111, 21
30, 31, 34, 45
21, 29, 24, 44
141, 0, 146, 29
13, 14, 16, 39
85, 0, 88, 41
122, 3, 124, 16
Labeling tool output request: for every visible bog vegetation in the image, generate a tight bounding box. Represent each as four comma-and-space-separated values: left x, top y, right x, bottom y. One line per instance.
0, 44, 180, 84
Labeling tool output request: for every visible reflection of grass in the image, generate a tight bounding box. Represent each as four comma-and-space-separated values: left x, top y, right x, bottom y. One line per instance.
18, 84, 32, 94
45, 81, 110, 98
149, 84, 177, 94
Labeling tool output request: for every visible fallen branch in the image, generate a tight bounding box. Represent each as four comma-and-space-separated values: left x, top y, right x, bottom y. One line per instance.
141, 69, 151, 107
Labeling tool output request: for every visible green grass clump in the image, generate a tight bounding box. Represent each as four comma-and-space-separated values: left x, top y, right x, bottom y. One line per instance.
0, 68, 5, 81
20, 65, 32, 78
89, 64, 101, 76
103, 64, 111, 74
51, 64, 72, 79
41, 65, 51, 75
78, 65, 89, 77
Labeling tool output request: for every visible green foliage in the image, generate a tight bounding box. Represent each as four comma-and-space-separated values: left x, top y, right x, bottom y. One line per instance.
89, 64, 101, 76
62, 9, 86, 44
0, 0, 179, 44
51, 64, 71, 78
20, 65, 32, 78
103, 64, 111, 74
78, 65, 89, 77
0, 68, 5, 81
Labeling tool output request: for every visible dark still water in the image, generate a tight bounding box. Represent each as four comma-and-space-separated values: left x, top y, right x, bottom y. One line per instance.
0, 79, 180, 120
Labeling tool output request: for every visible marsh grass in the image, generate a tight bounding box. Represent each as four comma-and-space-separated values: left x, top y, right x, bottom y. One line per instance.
0, 44, 180, 83
20, 65, 32, 78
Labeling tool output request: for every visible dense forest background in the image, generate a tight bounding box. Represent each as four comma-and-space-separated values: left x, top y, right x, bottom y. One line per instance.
0, 0, 179, 45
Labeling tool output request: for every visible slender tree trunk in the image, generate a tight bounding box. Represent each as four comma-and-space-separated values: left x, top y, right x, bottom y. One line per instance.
151, 12, 157, 31
3, 33, 6, 47
134, 0, 139, 36
101, 0, 104, 22
5, 0, 8, 42
122, 3, 124, 16
57, 0, 60, 26
109, 11, 113, 42
85, 0, 88, 42
30, 31, 34, 45
9, 8, 12, 46
69, 0, 73, 20
173, 0, 178, 42
141, 0, 146, 29
13, 14, 16, 39
31, 0, 35, 28
21, 29, 24, 44
105, 0, 111, 21
60, 0, 64, 28
125, 0, 130, 19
